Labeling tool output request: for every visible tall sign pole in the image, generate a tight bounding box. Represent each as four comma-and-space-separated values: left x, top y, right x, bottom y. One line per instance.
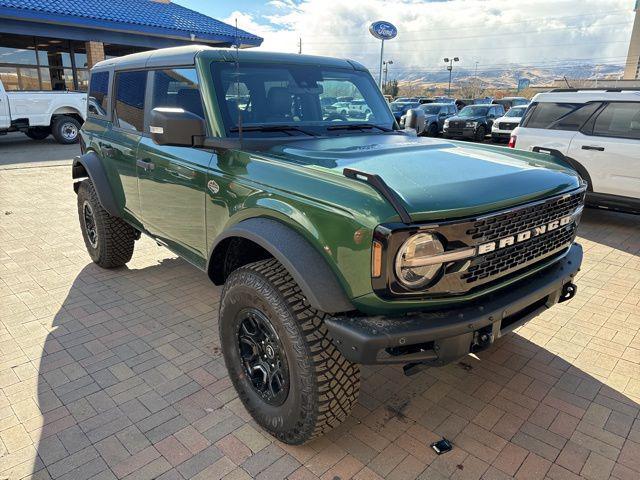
369, 21, 397, 89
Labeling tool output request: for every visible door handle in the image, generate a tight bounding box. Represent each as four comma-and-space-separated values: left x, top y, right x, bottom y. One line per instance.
581, 145, 605, 151
165, 166, 195, 180
136, 159, 155, 171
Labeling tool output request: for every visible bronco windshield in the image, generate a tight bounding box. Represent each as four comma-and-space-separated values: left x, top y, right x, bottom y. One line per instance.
211, 62, 396, 136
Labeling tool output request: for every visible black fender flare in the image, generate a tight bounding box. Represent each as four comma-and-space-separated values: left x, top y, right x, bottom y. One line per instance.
209, 217, 355, 314
72, 152, 120, 217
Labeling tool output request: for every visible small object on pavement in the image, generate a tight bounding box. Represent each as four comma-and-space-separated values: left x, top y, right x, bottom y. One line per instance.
431, 438, 453, 455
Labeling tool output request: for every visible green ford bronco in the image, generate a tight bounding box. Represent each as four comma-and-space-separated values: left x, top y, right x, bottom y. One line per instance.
74, 46, 585, 444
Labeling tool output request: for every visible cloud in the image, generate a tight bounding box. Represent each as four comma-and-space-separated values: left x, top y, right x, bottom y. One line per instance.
224, 0, 635, 77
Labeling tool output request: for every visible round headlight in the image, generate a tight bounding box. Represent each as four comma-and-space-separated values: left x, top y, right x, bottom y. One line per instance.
395, 233, 444, 289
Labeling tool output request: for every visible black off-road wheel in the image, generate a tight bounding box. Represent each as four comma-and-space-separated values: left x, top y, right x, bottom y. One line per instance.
52, 115, 81, 144
77, 180, 136, 268
425, 123, 439, 137
219, 259, 360, 445
25, 127, 50, 140
475, 125, 487, 142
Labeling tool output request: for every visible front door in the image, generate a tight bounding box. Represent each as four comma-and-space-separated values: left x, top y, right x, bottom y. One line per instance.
137, 68, 210, 267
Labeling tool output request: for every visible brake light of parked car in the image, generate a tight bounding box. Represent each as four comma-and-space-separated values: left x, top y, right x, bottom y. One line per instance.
508, 135, 516, 148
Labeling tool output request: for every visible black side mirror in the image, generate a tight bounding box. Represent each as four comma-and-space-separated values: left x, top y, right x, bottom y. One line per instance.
150, 107, 206, 147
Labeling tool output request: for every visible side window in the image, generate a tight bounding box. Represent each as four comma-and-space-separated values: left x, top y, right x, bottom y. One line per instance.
551, 102, 601, 132
592, 102, 640, 140
88, 71, 109, 117
113, 70, 147, 132
150, 69, 204, 123
521, 102, 581, 129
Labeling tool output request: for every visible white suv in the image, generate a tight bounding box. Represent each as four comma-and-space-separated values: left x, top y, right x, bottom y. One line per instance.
511, 89, 640, 213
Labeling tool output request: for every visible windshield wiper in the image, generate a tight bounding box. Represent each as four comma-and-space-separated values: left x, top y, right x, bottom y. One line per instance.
229, 125, 319, 137
326, 124, 394, 132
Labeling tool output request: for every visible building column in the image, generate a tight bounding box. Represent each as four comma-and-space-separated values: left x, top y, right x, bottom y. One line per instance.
86, 41, 105, 68
624, 7, 640, 79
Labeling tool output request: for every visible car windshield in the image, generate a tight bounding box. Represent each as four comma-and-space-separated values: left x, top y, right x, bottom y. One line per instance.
211, 62, 395, 136
421, 105, 443, 114
505, 107, 527, 118
458, 106, 489, 117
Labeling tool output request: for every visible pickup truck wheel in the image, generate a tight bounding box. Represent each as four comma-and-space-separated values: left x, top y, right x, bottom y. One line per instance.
219, 259, 360, 444
52, 116, 81, 144
474, 125, 487, 142
25, 127, 50, 140
76, 180, 136, 268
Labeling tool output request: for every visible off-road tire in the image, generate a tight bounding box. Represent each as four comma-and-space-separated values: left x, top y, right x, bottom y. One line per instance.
219, 259, 360, 444
25, 127, 50, 140
475, 125, 487, 142
77, 180, 136, 268
52, 115, 81, 144
426, 123, 439, 137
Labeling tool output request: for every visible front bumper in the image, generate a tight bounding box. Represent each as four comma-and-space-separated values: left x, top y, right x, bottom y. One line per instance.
491, 131, 512, 140
325, 243, 582, 366
443, 127, 476, 139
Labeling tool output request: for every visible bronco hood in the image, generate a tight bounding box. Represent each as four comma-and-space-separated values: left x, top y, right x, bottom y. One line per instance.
264, 134, 582, 222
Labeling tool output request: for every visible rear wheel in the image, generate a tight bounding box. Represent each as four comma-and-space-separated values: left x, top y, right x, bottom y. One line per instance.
77, 180, 136, 268
25, 127, 50, 140
219, 259, 360, 444
52, 115, 81, 144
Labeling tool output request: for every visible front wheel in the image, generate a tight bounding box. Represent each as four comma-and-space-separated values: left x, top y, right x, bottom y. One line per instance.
219, 259, 361, 444
52, 115, 81, 144
425, 123, 439, 137
77, 180, 136, 268
474, 125, 487, 142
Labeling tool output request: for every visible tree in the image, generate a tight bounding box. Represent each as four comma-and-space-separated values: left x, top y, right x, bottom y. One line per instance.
383, 79, 399, 98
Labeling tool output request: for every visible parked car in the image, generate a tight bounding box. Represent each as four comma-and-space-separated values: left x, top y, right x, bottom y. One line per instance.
0, 79, 86, 143
329, 101, 352, 115
443, 104, 505, 141
394, 97, 419, 103
493, 97, 529, 111
456, 98, 474, 109
389, 101, 420, 122
511, 88, 640, 213
400, 102, 457, 136
75, 46, 584, 445
474, 97, 494, 105
491, 105, 528, 142
348, 99, 372, 118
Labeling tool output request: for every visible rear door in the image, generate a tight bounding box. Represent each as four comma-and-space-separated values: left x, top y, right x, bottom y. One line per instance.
137, 67, 211, 267
567, 101, 640, 198
102, 70, 148, 222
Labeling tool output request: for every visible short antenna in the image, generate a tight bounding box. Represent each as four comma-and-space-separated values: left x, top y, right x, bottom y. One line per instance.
234, 18, 243, 145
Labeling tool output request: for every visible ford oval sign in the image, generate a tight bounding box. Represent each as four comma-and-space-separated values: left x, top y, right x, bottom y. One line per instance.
369, 21, 397, 41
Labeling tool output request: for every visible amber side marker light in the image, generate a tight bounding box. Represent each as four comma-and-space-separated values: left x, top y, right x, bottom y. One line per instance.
372, 240, 383, 278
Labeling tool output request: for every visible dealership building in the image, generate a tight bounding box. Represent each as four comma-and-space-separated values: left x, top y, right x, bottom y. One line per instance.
0, 0, 262, 91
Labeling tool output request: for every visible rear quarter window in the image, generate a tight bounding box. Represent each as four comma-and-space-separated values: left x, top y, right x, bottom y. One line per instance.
88, 71, 109, 118
521, 102, 583, 130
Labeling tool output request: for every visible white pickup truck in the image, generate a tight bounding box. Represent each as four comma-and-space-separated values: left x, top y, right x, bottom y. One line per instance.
0, 79, 86, 144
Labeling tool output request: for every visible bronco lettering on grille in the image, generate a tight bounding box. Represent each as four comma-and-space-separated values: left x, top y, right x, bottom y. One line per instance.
477, 215, 574, 255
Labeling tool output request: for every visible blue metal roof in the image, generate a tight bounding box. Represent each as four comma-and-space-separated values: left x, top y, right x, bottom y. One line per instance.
0, 0, 263, 46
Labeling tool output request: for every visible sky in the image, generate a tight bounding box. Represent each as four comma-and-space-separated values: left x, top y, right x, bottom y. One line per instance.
174, 0, 636, 78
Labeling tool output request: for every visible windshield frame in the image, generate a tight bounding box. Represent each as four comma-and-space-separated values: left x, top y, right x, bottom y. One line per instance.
209, 61, 396, 137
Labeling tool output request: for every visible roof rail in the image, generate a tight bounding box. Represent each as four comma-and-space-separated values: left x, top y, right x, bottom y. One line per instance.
548, 88, 640, 93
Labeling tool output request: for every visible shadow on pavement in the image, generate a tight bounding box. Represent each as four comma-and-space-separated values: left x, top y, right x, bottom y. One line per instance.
0, 133, 80, 168
24, 255, 640, 479
579, 208, 640, 257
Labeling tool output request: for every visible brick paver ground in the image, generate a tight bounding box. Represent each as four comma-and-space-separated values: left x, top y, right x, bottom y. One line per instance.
1, 163, 640, 480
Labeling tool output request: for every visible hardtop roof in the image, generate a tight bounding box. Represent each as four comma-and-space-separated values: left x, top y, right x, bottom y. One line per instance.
92, 45, 366, 72
532, 90, 640, 104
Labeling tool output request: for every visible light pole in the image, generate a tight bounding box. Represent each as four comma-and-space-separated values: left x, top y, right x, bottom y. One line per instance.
444, 57, 459, 96
383, 60, 393, 90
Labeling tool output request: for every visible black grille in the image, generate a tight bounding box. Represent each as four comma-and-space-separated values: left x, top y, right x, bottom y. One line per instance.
466, 190, 584, 243
462, 224, 575, 283
497, 122, 519, 130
